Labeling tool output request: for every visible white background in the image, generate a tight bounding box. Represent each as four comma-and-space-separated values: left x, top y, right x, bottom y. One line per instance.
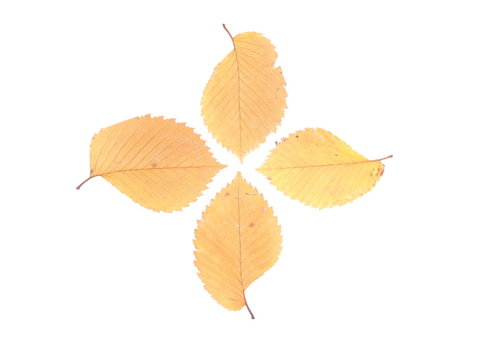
1, 0, 479, 359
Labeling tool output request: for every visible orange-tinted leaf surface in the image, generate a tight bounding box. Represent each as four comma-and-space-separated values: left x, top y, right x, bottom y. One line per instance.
194, 173, 282, 318
78, 114, 225, 212
202, 26, 287, 160
259, 129, 390, 209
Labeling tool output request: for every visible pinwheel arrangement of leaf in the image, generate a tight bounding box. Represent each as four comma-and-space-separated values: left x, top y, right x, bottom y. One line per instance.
77, 25, 391, 319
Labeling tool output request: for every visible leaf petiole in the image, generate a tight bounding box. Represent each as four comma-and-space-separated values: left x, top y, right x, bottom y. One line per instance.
76, 176, 95, 190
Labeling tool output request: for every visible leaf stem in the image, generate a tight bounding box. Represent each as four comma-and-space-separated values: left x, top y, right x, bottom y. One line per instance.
222, 24, 234, 41
245, 298, 255, 320
373, 154, 393, 162
76, 176, 95, 190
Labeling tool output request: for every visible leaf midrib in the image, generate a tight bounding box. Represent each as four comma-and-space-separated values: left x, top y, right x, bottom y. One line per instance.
94, 164, 225, 177
260, 159, 382, 170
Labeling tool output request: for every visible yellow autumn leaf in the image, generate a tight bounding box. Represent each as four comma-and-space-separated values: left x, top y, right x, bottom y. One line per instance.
77, 114, 225, 212
194, 173, 282, 319
202, 25, 287, 160
258, 128, 391, 209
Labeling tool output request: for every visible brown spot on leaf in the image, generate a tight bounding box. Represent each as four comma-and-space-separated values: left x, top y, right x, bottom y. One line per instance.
249, 222, 255, 228
225, 192, 230, 197
151, 162, 157, 167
